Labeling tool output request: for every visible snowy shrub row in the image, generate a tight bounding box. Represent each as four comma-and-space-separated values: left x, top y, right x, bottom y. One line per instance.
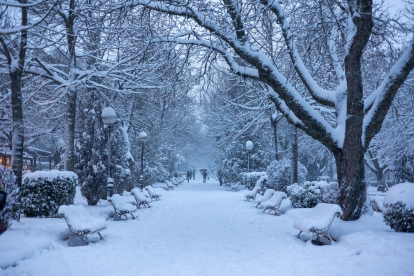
383, 183, 414, 232
287, 181, 339, 208
20, 171, 77, 217
0, 166, 19, 228
241, 172, 267, 190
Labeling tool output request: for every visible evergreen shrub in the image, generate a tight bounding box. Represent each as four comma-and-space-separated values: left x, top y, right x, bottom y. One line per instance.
0, 166, 19, 228
383, 202, 414, 232
241, 172, 267, 190
20, 171, 77, 217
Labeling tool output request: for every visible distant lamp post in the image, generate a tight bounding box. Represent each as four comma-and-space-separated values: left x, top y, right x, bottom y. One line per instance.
246, 141, 253, 172
101, 107, 117, 197
176, 154, 180, 173
139, 131, 148, 189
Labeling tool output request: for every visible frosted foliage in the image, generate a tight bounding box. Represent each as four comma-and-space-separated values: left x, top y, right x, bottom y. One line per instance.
287, 181, 337, 208
20, 171, 77, 217
383, 201, 414, 233
266, 159, 307, 192
0, 166, 19, 228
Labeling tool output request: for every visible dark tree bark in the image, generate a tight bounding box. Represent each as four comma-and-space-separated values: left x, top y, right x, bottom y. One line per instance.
0, 2, 28, 186
291, 126, 298, 184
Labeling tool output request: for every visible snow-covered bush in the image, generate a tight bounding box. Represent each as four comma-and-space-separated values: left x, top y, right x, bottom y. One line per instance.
383, 183, 414, 232
0, 166, 19, 228
287, 182, 323, 208
222, 158, 242, 185
241, 172, 267, 190
322, 182, 340, 204
20, 171, 77, 217
266, 159, 307, 192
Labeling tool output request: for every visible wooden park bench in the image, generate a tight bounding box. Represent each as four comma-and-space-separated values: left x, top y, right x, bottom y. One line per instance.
108, 194, 138, 220
244, 185, 261, 201
58, 205, 107, 247
293, 203, 342, 245
165, 180, 176, 191
171, 178, 180, 186
370, 198, 383, 213
262, 191, 287, 215
131, 188, 152, 208
145, 186, 162, 201
230, 182, 240, 191
255, 189, 275, 208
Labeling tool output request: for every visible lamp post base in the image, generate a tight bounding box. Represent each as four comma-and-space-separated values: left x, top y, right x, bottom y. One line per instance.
107, 177, 114, 198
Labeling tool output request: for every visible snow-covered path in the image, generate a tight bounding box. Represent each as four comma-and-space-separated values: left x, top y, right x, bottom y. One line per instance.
2, 177, 414, 276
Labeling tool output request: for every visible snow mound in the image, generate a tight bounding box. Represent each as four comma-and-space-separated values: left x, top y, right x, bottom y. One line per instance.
384, 183, 414, 209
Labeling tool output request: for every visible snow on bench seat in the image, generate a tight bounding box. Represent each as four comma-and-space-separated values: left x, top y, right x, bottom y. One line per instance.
131, 188, 151, 208
145, 186, 161, 200
108, 194, 138, 220
244, 185, 261, 201
261, 191, 287, 215
255, 189, 275, 208
293, 203, 342, 243
58, 205, 106, 246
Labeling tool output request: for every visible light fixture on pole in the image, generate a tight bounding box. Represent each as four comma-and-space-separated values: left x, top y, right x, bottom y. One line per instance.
101, 107, 117, 197
246, 140, 253, 172
138, 131, 148, 189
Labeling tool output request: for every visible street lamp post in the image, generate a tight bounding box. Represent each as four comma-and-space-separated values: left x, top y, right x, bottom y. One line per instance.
101, 107, 117, 198
246, 141, 253, 172
167, 148, 173, 180
138, 132, 148, 189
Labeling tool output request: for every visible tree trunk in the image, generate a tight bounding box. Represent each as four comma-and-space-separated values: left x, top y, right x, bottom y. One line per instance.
335, 146, 366, 221
291, 126, 298, 184
10, 70, 24, 187
64, 89, 77, 171
271, 118, 279, 161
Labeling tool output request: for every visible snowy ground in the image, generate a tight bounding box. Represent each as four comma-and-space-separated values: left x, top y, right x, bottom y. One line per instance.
1, 177, 414, 276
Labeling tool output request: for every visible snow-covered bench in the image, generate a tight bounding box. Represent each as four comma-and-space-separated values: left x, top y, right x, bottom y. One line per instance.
108, 194, 138, 220
255, 189, 275, 208
262, 191, 287, 215
58, 205, 107, 247
131, 188, 151, 208
171, 178, 180, 186
370, 198, 383, 212
145, 186, 161, 200
244, 185, 261, 201
230, 182, 240, 191
293, 203, 342, 244
164, 180, 175, 190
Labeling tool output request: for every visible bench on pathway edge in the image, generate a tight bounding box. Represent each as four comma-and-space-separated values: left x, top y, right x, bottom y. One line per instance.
131, 188, 152, 208
58, 205, 107, 247
255, 189, 276, 208
164, 180, 175, 191
108, 194, 138, 220
262, 191, 287, 215
244, 185, 261, 201
145, 186, 162, 201
230, 182, 240, 191
293, 203, 342, 245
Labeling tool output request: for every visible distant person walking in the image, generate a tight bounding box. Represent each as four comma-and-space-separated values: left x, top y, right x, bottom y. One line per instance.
202, 170, 207, 183
192, 170, 195, 180
187, 170, 191, 183
217, 170, 223, 186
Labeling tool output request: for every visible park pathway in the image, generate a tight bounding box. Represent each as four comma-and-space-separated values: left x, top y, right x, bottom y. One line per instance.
3, 176, 412, 276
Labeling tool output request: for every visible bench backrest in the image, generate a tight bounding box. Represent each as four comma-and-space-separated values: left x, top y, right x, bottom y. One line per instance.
58, 205, 106, 232
244, 185, 261, 197
109, 194, 137, 212
267, 191, 287, 205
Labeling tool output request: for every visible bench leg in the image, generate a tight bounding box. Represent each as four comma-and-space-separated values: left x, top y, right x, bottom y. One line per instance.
298, 231, 303, 239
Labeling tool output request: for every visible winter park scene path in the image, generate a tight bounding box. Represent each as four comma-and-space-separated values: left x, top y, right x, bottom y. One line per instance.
1, 176, 414, 276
